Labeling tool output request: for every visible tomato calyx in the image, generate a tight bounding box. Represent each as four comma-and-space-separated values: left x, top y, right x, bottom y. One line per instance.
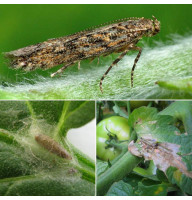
105, 126, 118, 140
104, 126, 128, 151
105, 139, 127, 150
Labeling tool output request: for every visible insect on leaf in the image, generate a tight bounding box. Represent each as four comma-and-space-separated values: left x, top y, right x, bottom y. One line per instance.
4, 16, 160, 92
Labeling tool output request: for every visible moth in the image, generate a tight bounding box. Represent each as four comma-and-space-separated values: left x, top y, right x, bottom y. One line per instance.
5, 16, 160, 92
35, 134, 72, 160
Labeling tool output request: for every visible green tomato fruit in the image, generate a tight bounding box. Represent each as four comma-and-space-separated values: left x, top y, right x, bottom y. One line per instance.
97, 116, 131, 161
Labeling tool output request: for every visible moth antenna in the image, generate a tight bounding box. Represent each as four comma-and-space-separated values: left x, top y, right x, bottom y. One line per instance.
74, 17, 146, 34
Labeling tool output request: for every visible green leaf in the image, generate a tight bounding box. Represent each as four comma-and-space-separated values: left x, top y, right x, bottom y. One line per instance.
0, 101, 30, 131
0, 140, 31, 179
1, 35, 192, 100
159, 101, 192, 135
57, 101, 95, 136
128, 107, 178, 143
106, 180, 134, 196
137, 182, 169, 196
156, 169, 169, 183
26, 101, 65, 124
0, 131, 19, 146
166, 167, 192, 195
123, 173, 143, 188
107, 174, 166, 196
25, 101, 95, 137
113, 102, 128, 118
128, 106, 185, 144
0, 101, 95, 196
0, 170, 94, 196
96, 159, 108, 177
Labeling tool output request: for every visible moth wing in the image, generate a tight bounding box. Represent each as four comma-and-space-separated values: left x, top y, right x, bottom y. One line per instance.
4, 43, 47, 58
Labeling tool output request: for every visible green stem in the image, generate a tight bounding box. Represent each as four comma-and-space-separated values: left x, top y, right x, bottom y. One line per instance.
76, 165, 95, 183
25, 101, 36, 120
133, 167, 152, 176
97, 151, 141, 196
133, 160, 156, 176
147, 160, 157, 174
127, 101, 131, 118
147, 101, 153, 107
128, 130, 137, 143
63, 139, 95, 183
105, 140, 128, 165
55, 101, 70, 138
70, 142, 95, 171
110, 145, 128, 165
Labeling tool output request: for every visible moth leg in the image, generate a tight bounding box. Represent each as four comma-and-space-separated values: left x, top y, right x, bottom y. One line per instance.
51, 61, 76, 77
89, 57, 95, 64
78, 61, 80, 70
131, 46, 142, 87
100, 49, 129, 93
89, 57, 99, 64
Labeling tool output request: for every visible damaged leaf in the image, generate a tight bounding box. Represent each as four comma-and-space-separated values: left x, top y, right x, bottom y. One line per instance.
128, 106, 192, 194
128, 138, 192, 179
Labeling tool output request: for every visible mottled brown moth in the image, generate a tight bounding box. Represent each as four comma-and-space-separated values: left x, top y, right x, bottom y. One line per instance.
5, 16, 160, 92
35, 134, 72, 160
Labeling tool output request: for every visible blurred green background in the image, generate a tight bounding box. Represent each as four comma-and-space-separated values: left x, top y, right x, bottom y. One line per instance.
0, 4, 192, 84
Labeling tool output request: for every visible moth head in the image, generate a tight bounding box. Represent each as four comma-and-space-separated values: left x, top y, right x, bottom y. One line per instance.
151, 16, 160, 36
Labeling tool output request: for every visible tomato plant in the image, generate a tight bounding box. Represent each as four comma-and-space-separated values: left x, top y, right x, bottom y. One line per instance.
96, 116, 131, 161
97, 101, 192, 196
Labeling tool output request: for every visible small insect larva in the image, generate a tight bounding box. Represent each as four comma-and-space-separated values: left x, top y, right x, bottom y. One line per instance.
35, 134, 72, 160
5, 16, 160, 92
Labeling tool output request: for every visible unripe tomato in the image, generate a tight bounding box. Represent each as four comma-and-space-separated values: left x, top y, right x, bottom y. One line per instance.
97, 116, 131, 161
